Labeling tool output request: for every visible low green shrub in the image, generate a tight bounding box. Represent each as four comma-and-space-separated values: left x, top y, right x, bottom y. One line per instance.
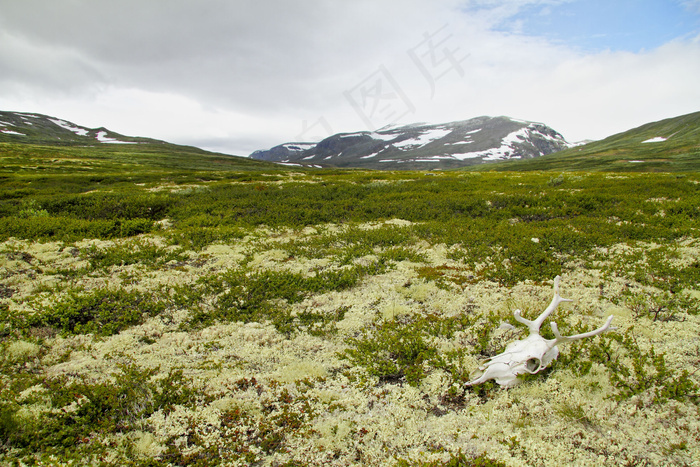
275, 306, 349, 337
0, 216, 156, 241
605, 331, 698, 403
41, 192, 173, 221
186, 263, 382, 330
85, 239, 187, 270
619, 289, 698, 321
558, 329, 698, 404
604, 245, 700, 294
21, 288, 166, 336
167, 225, 247, 250
0, 363, 199, 458
342, 319, 439, 386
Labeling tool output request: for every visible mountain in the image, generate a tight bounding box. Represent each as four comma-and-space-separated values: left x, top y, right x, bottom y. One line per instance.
0, 111, 177, 146
250, 116, 571, 170
0, 110, 278, 172
469, 111, 700, 172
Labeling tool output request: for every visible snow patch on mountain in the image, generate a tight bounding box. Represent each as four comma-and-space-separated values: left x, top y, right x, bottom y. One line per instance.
451, 124, 564, 161
393, 128, 452, 150
501, 127, 530, 146
508, 117, 531, 124
49, 118, 89, 136
452, 147, 518, 162
360, 150, 383, 159
96, 131, 136, 144
283, 143, 316, 151
339, 132, 367, 139
0, 120, 25, 135
451, 152, 483, 160
370, 132, 397, 142
568, 140, 592, 148
642, 136, 667, 143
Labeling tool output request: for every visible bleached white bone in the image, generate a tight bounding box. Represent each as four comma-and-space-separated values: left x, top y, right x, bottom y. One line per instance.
466, 276, 614, 388
550, 315, 615, 345
513, 275, 572, 335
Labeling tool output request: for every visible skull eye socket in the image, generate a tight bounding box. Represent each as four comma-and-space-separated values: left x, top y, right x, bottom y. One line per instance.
525, 358, 541, 373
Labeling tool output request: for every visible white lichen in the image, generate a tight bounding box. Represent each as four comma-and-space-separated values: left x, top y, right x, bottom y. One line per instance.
3, 228, 700, 466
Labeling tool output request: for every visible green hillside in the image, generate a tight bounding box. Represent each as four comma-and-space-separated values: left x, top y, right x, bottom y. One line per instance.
468, 111, 700, 172
0, 110, 279, 174
0, 141, 282, 176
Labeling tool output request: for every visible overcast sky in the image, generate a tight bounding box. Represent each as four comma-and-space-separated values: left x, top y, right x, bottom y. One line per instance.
1, 0, 699, 156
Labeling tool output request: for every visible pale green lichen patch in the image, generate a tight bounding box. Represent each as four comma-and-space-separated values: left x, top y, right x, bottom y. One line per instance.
1, 216, 699, 465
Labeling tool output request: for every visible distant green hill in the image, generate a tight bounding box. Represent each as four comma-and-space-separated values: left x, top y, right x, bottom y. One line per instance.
0, 141, 281, 176
0, 111, 279, 173
467, 111, 700, 172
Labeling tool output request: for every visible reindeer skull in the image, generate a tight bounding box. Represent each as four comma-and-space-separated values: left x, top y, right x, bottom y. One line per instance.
466, 276, 614, 388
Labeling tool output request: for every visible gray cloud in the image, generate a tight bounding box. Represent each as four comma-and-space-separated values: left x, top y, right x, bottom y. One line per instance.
1, 0, 698, 155
0, 30, 105, 96
0, 0, 450, 114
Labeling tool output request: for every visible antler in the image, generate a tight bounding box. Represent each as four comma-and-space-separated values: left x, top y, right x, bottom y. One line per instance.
513, 276, 572, 335
550, 315, 615, 345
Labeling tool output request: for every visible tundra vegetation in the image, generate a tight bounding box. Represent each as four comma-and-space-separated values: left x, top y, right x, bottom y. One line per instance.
1, 142, 699, 466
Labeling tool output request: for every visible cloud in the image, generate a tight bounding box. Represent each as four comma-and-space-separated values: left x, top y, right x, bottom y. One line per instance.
0, 0, 459, 114
0, 0, 698, 154
0, 31, 105, 97
522, 39, 700, 140
681, 0, 700, 13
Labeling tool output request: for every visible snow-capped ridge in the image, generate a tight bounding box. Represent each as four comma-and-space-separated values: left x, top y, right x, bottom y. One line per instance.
0, 110, 169, 147
251, 115, 571, 170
